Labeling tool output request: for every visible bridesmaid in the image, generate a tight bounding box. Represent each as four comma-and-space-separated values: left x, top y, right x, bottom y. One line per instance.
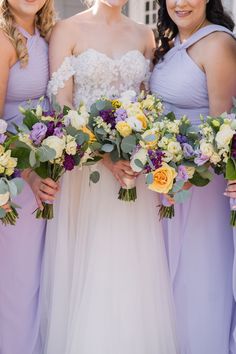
150, 0, 236, 353
0, 1, 58, 354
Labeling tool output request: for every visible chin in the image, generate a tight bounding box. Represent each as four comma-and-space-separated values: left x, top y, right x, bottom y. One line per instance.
103, 0, 127, 7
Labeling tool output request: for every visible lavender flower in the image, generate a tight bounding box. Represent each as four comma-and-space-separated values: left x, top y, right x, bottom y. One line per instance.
194, 151, 209, 166
53, 127, 64, 138
115, 108, 128, 123
100, 109, 116, 128
0, 134, 7, 144
182, 143, 195, 158
63, 154, 75, 171
177, 134, 188, 144
30, 122, 47, 145
176, 165, 188, 182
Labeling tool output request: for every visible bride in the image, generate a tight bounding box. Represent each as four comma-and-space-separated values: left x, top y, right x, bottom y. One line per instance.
40, 1, 179, 353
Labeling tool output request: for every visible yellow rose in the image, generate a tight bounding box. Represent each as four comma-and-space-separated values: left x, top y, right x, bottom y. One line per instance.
148, 163, 177, 194
111, 99, 122, 109
141, 95, 155, 110
5, 168, 14, 176
81, 126, 97, 143
116, 121, 132, 137
136, 114, 148, 129
6, 157, 17, 169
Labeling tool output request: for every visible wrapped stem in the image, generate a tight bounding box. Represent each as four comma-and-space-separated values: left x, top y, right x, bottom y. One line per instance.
158, 204, 175, 220
1, 206, 19, 226
118, 177, 137, 202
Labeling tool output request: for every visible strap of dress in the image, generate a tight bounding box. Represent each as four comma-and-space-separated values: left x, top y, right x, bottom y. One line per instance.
47, 56, 76, 101
181, 24, 235, 49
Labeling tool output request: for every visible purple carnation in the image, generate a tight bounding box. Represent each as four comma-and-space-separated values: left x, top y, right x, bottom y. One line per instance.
177, 134, 188, 144
0, 134, 7, 144
30, 122, 47, 145
194, 152, 209, 166
182, 143, 195, 158
176, 165, 188, 182
145, 149, 164, 173
63, 154, 75, 171
115, 108, 128, 123
45, 121, 55, 137
53, 127, 64, 138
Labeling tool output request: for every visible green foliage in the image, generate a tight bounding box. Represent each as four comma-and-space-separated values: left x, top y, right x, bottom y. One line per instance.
23, 110, 39, 129
146, 173, 154, 185
189, 171, 211, 187
121, 135, 136, 154
226, 158, 236, 180
90, 171, 100, 183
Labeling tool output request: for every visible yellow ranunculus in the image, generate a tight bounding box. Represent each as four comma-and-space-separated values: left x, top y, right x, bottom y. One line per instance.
136, 114, 148, 130
116, 121, 132, 137
148, 163, 177, 194
81, 126, 97, 143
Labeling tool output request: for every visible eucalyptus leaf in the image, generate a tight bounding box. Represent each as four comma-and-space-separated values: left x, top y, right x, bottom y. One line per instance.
172, 179, 185, 193
0, 208, 6, 218
121, 135, 136, 154
66, 126, 79, 137
29, 150, 37, 167
134, 159, 144, 169
146, 173, 154, 185
11, 177, 24, 194
90, 171, 100, 184
37, 146, 56, 162
174, 189, 191, 203
7, 180, 18, 197
0, 179, 8, 194
101, 144, 114, 153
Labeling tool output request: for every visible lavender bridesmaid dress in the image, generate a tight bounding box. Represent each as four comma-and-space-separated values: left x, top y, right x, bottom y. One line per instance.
0, 27, 49, 354
150, 25, 235, 354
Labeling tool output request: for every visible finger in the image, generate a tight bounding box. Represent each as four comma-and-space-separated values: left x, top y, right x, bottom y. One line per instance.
43, 178, 59, 190
228, 181, 236, 186
224, 192, 236, 199
40, 183, 58, 197
38, 191, 56, 203
35, 195, 43, 210
115, 173, 126, 188
225, 185, 236, 193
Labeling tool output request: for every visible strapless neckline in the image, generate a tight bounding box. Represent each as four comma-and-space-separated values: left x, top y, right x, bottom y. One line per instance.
71, 48, 149, 62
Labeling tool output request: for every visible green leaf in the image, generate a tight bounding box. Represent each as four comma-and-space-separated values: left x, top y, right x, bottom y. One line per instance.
110, 149, 120, 162
23, 111, 39, 129
75, 131, 86, 145
146, 173, 154, 185
34, 163, 50, 179
0, 179, 8, 194
63, 105, 71, 115
172, 179, 185, 193
11, 178, 24, 194
66, 125, 79, 137
90, 171, 100, 183
29, 150, 37, 167
0, 208, 6, 218
11, 147, 31, 169
121, 135, 136, 154
101, 144, 114, 153
226, 158, 236, 180
96, 100, 113, 111
134, 159, 144, 170
7, 180, 18, 197
174, 189, 191, 203
90, 141, 102, 152
189, 171, 211, 187
37, 146, 56, 162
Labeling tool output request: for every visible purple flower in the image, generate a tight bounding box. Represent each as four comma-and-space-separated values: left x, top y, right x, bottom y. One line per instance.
0, 134, 7, 144
53, 127, 64, 138
100, 109, 116, 128
115, 108, 128, 123
194, 151, 209, 166
30, 122, 47, 145
177, 134, 188, 144
182, 143, 195, 158
176, 165, 188, 182
145, 149, 164, 173
63, 154, 75, 171
45, 121, 55, 137
12, 169, 21, 178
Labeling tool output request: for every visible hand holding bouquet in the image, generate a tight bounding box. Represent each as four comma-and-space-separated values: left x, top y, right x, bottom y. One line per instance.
88, 90, 164, 201
12, 103, 99, 219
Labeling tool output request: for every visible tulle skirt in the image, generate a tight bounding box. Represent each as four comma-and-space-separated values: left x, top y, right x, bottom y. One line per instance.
40, 163, 179, 354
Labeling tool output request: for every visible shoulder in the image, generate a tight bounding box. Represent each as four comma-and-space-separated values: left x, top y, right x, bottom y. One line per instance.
202, 30, 236, 58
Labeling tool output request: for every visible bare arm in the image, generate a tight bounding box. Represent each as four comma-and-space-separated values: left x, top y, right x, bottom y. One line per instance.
204, 33, 236, 115
49, 20, 75, 108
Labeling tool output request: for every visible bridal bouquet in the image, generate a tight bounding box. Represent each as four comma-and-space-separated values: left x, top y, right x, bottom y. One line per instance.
130, 113, 213, 218
0, 119, 24, 225
12, 103, 99, 219
198, 100, 236, 226
88, 90, 164, 201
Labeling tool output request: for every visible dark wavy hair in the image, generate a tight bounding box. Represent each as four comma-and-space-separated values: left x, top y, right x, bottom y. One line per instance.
154, 0, 235, 63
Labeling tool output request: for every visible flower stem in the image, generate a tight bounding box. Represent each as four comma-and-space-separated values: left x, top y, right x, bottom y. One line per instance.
158, 204, 175, 220
118, 187, 137, 202
230, 210, 236, 227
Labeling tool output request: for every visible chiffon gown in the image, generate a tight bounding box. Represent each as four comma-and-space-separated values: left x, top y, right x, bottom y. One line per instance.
40, 49, 179, 354
150, 24, 235, 354
0, 27, 49, 354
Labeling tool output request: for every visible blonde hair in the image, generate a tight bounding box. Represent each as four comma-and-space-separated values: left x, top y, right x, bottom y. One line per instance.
0, 0, 56, 67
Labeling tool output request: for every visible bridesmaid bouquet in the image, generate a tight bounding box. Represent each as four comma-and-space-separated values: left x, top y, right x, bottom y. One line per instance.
12, 103, 99, 219
87, 90, 164, 201
130, 113, 213, 218
0, 119, 24, 225
198, 101, 236, 226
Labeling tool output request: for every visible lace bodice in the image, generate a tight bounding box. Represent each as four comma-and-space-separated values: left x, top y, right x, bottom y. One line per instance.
47, 49, 150, 108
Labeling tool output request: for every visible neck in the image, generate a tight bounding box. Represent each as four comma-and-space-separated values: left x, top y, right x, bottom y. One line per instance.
12, 12, 35, 35
179, 18, 209, 42
92, 2, 123, 24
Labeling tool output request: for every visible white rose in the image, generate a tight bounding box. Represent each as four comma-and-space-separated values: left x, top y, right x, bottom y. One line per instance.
162, 151, 174, 163
130, 148, 147, 172
119, 90, 136, 106
210, 152, 221, 165
215, 124, 235, 149
0, 191, 10, 207
42, 136, 65, 159
167, 141, 182, 155
0, 119, 7, 134
66, 110, 89, 130
66, 136, 77, 155
200, 141, 214, 157
126, 116, 143, 132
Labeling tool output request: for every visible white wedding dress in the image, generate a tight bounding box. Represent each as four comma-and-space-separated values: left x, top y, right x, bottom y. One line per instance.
40, 49, 179, 354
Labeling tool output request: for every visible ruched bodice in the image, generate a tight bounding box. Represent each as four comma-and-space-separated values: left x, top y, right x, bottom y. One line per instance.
3, 27, 49, 130
47, 49, 150, 108
150, 25, 234, 125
